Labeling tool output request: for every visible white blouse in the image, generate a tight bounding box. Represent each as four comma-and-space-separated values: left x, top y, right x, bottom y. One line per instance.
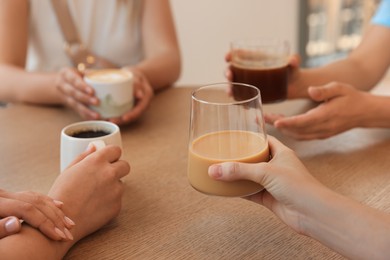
26, 0, 143, 72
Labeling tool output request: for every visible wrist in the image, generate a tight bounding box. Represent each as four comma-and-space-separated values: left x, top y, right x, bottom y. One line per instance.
291, 69, 311, 99
294, 185, 336, 237
360, 94, 390, 128
2, 224, 74, 259
51, 72, 68, 106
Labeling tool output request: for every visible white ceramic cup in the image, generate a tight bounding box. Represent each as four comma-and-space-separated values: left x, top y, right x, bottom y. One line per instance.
60, 120, 122, 171
84, 69, 134, 119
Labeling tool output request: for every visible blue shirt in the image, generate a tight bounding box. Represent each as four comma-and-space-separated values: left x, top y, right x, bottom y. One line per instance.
372, 0, 390, 27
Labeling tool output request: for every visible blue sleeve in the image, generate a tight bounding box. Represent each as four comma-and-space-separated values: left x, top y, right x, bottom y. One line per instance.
372, 0, 390, 27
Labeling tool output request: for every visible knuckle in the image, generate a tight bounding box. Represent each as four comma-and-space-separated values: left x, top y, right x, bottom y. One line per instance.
21, 202, 35, 215
89, 152, 104, 164
65, 96, 76, 107
232, 162, 241, 175
38, 217, 52, 230
73, 90, 85, 101
223, 162, 240, 180
24, 191, 41, 204
254, 164, 268, 183
105, 167, 118, 181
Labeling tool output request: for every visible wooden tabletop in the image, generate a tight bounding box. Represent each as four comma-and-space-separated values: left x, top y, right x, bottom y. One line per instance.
1, 84, 390, 259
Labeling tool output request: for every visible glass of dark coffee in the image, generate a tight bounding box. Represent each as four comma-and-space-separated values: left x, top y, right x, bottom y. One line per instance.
230, 39, 290, 103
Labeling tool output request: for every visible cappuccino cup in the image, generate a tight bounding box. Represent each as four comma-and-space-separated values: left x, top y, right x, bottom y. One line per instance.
60, 121, 122, 171
84, 69, 134, 118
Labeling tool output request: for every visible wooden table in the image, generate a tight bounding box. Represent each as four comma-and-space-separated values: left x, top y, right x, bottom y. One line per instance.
1, 84, 390, 259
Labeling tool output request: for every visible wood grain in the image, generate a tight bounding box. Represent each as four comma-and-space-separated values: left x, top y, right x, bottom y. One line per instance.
1, 84, 390, 259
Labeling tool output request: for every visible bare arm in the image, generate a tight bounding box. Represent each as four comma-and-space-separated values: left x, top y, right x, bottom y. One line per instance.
303, 189, 390, 260
209, 136, 390, 259
267, 83, 390, 140
129, 0, 181, 90
0, 145, 130, 259
293, 25, 390, 98
0, 0, 64, 105
0, 225, 71, 260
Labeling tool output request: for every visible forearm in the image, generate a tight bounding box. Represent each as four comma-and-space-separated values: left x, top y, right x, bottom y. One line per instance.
0, 64, 64, 105
130, 50, 181, 91
297, 25, 390, 96
136, 0, 181, 91
361, 95, 390, 128
302, 189, 390, 259
0, 224, 73, 259
299, 58, 381, 92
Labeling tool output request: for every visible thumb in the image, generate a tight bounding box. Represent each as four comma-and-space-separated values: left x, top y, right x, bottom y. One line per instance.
308, 82, 350, 102
0, 217, 21, 238
66, 142, 97, 169
208, 161, 267, 185
208, 136, 286, 184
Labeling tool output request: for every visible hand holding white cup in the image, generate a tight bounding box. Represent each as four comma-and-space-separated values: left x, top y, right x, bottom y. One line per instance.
60, 121, 122, 171
84, 69, 134, 119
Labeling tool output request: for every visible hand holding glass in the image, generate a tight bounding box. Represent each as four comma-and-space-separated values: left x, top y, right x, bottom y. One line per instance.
187, 82, 270, 197
230, 38, 289, 103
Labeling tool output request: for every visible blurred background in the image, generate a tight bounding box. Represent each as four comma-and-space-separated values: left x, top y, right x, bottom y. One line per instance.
171, 0, 381, 86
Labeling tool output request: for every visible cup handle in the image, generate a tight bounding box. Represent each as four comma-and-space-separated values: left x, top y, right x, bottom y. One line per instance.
89, 140, 106, 150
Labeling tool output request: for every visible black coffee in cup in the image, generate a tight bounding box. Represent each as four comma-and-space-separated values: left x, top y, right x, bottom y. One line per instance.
71, 130, 110, 138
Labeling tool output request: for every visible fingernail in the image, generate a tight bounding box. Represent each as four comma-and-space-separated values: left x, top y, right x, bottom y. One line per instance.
64, 216, 75, 226
55, 227, 67, 239
53, 200, 64, 207
5, 218, 20, 233
208, 165, 222, 178
86, 142, 95, 152
64, 228, 74, 240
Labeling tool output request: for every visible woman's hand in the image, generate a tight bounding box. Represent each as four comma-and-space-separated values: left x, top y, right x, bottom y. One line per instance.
0, 189, 75, 241
55, 67, 100, 120
208, 135, 390, 259
208, 136, 328, 234
108, 68, 154, 126
0, 144, 130, 259
265, 82, 374, 140
48, 144, 130, 243
285, 54, 305, 99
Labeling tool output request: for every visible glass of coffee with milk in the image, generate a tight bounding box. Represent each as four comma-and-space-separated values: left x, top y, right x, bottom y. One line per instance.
187, 82, 269, 197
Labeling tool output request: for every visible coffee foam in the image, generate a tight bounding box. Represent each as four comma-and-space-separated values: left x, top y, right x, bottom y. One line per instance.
86, 70, 131, 83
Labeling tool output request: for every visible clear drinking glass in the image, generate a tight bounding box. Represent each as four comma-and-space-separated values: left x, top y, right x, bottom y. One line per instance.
230, 38, 290, 103
187, 82, 270, 197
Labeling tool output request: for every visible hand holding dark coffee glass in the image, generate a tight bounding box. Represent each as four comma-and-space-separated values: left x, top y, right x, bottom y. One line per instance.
228, 39, 290, 103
